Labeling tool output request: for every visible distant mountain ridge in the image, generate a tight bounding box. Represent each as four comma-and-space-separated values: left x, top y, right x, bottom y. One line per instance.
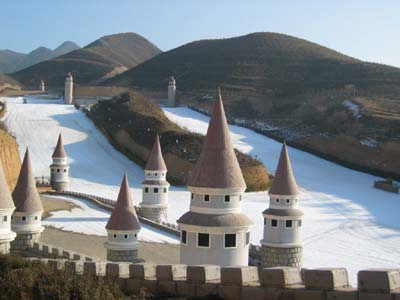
0, 41, 80, 73
11, 33, 161, 87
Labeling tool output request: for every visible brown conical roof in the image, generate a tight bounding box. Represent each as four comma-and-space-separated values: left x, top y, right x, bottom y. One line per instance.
0, 160, 15, 210
12, 148, 43, 212
188, 88, 246, 190
145, 134, 167, 171
106, 174, 141, 231
269, 142, 299, 195
52, 134, 67, 158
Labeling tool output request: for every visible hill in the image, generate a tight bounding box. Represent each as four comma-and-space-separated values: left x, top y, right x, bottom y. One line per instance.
107, 32, 400, 179
0, 74, 21, 94
0, 41, 80, 73
11, 33, 161, 88
88, 92, 270, 191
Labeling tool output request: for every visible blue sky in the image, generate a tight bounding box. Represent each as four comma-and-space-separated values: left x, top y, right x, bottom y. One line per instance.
2, 0, 399, 67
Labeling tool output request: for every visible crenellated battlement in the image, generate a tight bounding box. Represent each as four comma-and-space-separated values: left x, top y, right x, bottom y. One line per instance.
22, 253, 400, 300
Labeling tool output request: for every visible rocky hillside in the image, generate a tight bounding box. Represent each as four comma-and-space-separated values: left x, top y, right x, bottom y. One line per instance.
11, 33, 161, 88
88, 92, 270, 191
107, 32, 400, 179
0, 127, 21, 189
0, 41, 80, 73
0, 74, 21, 95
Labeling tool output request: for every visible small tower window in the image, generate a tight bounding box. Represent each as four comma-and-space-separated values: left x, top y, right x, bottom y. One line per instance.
286, 220, 293, 228
124, 235, 128, 239
3, 216, 7, 222
147, 173, 150, 176
134, 234, 137, 238
191, 193, 194, 200
224, 234, 236, 248
224, 195, 230, 202
264, 218, 266, 225
155, 173, 158, 176
144, 187, 148, 193
181, 230, 187, 245
286, 199, 290, 203
197, 233, 210, 247
113, 234, 117, 238
276, 199, 279, 203
34, 216, 38, 220
271, 219, 278, 227
64, 169, 67, 172
57, 169, 60, 173
239, 195, 242, 201
163, 188, 167, 193
298, 220, 302, 227
22, 216, 26, 221
204, 195, 210, 202
162, 173, 164, 176
246, 232, 250, 245
154, 188, 158, 193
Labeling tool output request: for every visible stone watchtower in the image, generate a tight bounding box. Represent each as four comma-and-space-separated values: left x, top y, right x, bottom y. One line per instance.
0, 161, 16, 254
11, 148, 44, 250
105, 174, 141, 262
167, 76, 176, 107
64, 72, 73, 104
260, 142, 303, 268
39, 80, 45, 93
50, 134, 70, 191
139, 134, 169, 222
177, 88, 253, 267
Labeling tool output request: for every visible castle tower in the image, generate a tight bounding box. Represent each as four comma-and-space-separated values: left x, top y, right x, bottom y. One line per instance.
64, 72, 73, 104
0, 161, 16, 254
50, 134, 70, 191
177, 88, 253, 267
11, 148, 44, 250
105, 173, 141, 262
139, 134, 169, 222
260, 142, 303, 268
39, 80, 45, 93
167, 76, 176, 107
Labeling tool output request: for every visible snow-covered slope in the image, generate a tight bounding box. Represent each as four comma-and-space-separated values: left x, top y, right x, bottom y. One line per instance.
2, 96, 400, 284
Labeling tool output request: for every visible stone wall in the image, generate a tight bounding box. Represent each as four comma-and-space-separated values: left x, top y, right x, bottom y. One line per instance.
21, 258, 400, 300
11, 232, 41, 250
260, 245, 303, 268
29, 242, 97, 262
107, 248, 141, 262
136, 206, 168, 224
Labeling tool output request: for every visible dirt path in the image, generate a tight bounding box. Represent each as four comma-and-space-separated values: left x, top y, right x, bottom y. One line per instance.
40, 195, 180, 263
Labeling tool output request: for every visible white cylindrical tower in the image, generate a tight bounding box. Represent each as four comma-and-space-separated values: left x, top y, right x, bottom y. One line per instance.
167, 76, 176, 107
50, 134, 69, 191
105, 173, 141, 262
178, 88, 253, 267
260, 142, 303, 268
39, 80, 45, 93
139, 134, 169, 223
0, 161, 16, 254
64, 72, 73, 104
11, 148, 44, 250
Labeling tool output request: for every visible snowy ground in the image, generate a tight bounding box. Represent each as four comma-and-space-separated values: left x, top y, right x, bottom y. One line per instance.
2, 95, 400, 285
42, 195, 179, 244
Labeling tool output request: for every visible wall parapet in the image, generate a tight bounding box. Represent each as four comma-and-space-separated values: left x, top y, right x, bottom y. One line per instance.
16, 259, 400, 300
31, 242, 97, 262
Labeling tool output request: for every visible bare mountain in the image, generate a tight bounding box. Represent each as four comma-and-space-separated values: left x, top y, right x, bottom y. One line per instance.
0, 41, 80, 73
11, 33, 161, 87
108, 32, 400, 179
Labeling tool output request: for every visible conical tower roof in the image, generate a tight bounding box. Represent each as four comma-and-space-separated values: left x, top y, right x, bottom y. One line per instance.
52, 134, 67, 158
145, 134, 167, 171
106, 174, 141, 231
0, 160, 15, 210
269, 142, 299, 195
188, 88, 246, 190
12, 148, 43, 212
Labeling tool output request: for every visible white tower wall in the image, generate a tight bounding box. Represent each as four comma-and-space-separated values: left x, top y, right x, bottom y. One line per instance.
167, 76, 176, 107
50, 156, 70, 191
64, 75, 73, 104
0, 208, 16, 254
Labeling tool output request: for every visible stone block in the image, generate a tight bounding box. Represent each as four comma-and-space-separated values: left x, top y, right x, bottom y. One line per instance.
84, 257, 93, 262
83, 262, 105, 276
106, 263, 130, 278
130, 263, 156, 279
42, 244, 50, 255
47, 259, 65, 271
157, 281, 176, 295
358, 269, 400, 293
142, 279, 157, 294
221, 266, 259, 285
260, 267, 302, 287
65, 260, 84, 274
33, 242, 40, 252
305, 268, 349, 290
176, 281, 196, 297
241, 286, 266, 300
327, 288, 358, 300
156, 264, 186, 281
266, 286, 299, 300
218, 284, 241, 300
62, 250, 71, 260
294, 288, 325, 300
196, 283, 219, 297
51, 247, 60, 258
125, 278, 142, 295
187, 265, 220, 283
358, 293, 392, 300
72, 253, 81, 260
